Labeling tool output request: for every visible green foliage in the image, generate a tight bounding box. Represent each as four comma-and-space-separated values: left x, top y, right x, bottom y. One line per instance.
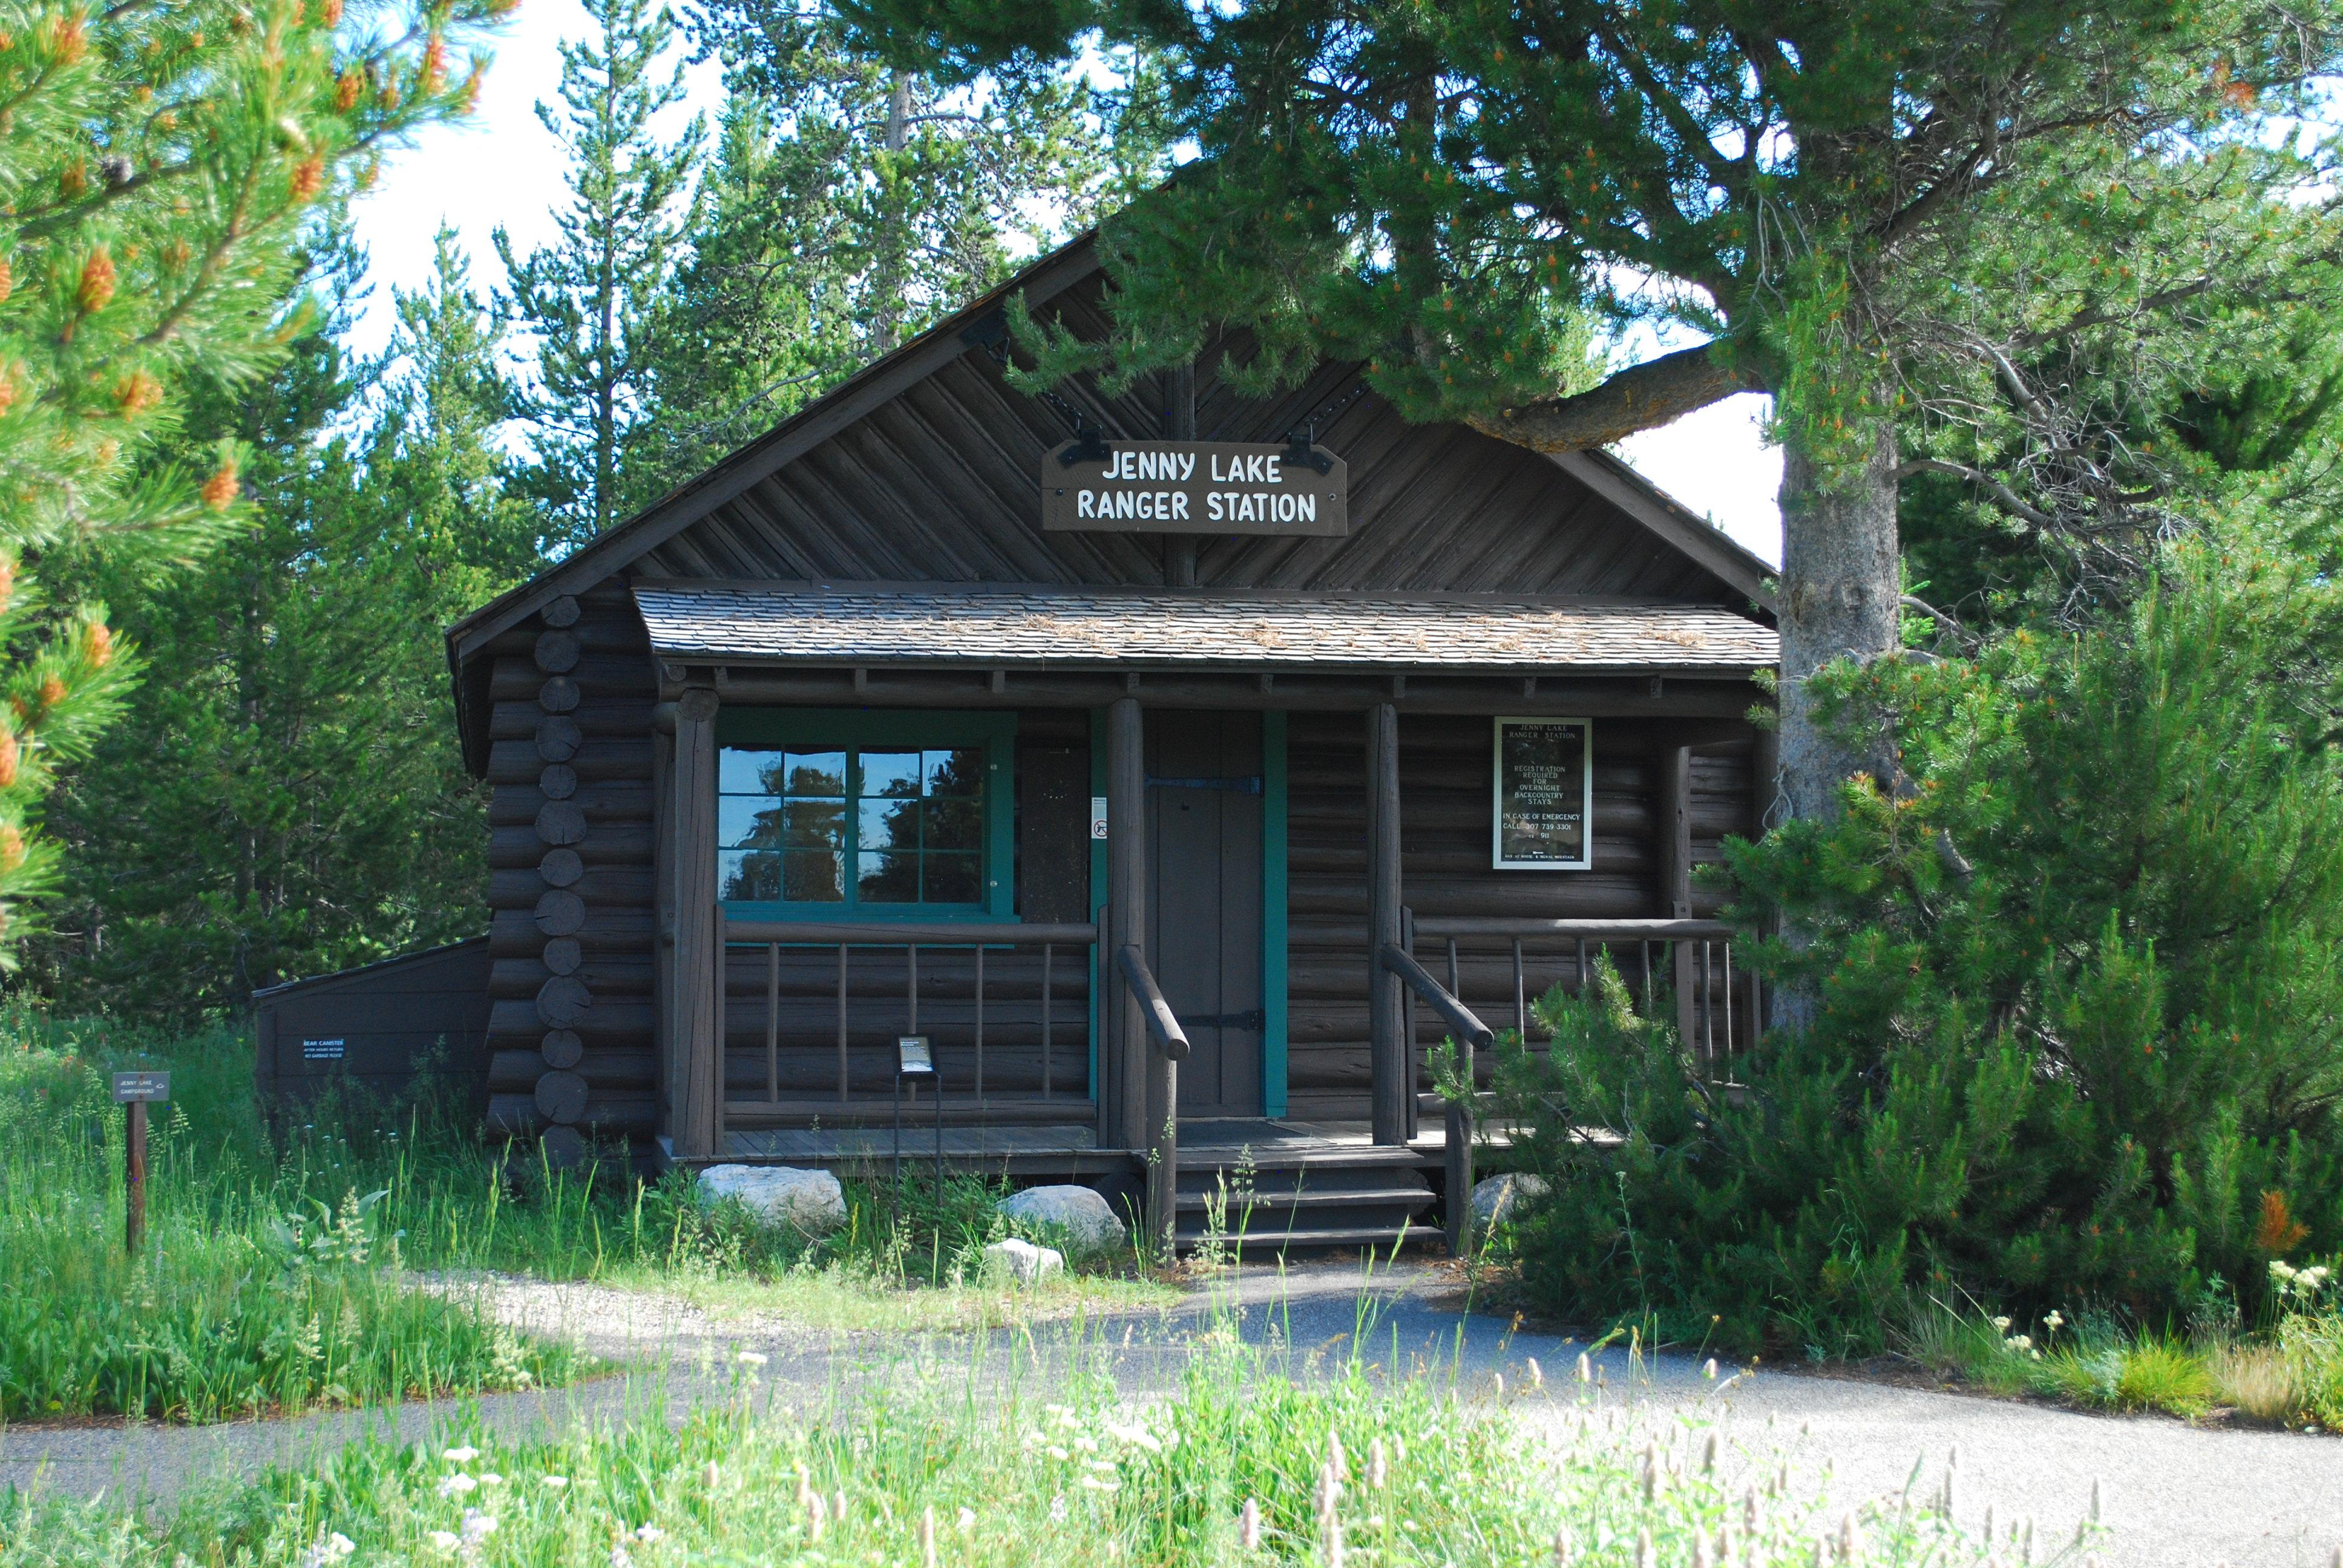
497, 0, 704, 543
1496, 543, 2343, 1355
623, 6, 1166, 494
0, 1011, 578, 1422
0, 0, 497, 951
28, 232, 539, 1010
0, 1342, 2005, 1568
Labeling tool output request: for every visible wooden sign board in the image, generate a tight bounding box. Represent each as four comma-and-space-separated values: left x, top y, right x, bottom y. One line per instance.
1042, 440, 1348, 537
112, 1071, 171, 1103
1493, 717, 1593, 870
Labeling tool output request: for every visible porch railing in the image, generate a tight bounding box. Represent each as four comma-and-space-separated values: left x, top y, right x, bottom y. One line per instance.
1113, 942, 1190, 1252
1396, 913, 1760, 1252
714, 915, 1097, 1134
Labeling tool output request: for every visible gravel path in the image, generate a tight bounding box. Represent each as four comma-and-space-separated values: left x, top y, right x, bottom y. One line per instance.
5, 1263, 2338, 1567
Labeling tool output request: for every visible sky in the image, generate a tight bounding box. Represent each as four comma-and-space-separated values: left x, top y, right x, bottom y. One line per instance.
347, 3, 1786, 568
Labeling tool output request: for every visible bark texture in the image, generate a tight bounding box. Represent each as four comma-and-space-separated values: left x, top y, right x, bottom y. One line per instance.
1466, 343, 1764, 451
1774, 425, 1904, 822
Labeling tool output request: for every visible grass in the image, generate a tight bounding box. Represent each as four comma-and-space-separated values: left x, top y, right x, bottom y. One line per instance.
0, 1010, 584, 1423
1, 1004, 1172, 1423
1898, 1290, 2343, 1429
0, 1331, 2036, 1568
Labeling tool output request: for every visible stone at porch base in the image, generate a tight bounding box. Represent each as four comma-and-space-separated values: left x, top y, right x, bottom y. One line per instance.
983, 1236, 1064, 1285
996, 1184, 1125, 1255
698, 1164, 846, 1236
1470, 1172, 1550, 1228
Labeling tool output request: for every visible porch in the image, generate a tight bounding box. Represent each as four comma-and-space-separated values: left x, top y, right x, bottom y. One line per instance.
644, 585, 1775, 1251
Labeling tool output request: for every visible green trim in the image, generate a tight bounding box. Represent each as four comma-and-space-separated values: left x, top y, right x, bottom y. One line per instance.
715, 708, 1018, 923
1261, 710, 1289, 1117
1087, 708, 1107, 1097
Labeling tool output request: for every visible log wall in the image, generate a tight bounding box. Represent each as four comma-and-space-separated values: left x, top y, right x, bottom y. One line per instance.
480, 580, 661, 1154
1285, 710, 1758, 1120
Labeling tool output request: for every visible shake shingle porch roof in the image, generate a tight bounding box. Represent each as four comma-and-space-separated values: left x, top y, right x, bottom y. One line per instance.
633, 584, 1778, 673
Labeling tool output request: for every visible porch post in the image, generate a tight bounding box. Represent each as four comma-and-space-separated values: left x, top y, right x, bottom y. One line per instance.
1108, 696, 1175, 1247
1366, 702, 1408, 1145
671, 687, 721, 1158
1660, 743, 1696, 1048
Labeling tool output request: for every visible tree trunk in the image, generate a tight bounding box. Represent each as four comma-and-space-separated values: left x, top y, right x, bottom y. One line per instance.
1774, 422, 1902, 823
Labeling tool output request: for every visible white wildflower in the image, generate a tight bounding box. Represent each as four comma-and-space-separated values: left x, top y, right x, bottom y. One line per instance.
608, 1548, 632, 1568
1528, 1357, 1544, 1388
737, 1351, 768, 1368
444, 1446, 480, 1464
2043, 1310, 2066, 1331
634, 1523, 664, 1543
543, 1475, 570, 1490
957, 1507, 976, 1533
1576, 1352, 1591, 1383
1240, 1498, 1262, 1550
1081, 1475, 1122, 1492
436, 1473, 479, 1498
1990, 1316, 2011, 1332
477, 1473, 505, 1488
427, 1530, 460, 1553
1049, 1494, 1068, 1523
460, 1511, 496, 1543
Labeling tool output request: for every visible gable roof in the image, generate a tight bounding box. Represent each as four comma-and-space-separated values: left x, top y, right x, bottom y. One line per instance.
445, 233, 1777, 670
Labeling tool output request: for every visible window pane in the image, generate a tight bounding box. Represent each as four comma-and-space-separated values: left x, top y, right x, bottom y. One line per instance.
859, 750, 922, 799
859, 798, 919, 852
923, 853, 981, 904
719, 849, 781, 902
782, 751, 845, 796
923, 797, 981, 852
925, 748, 983, 798
719, 799, 786, 849
719, 747, 785, 795
857, 850, 920, 903
782, 849, 844, 903
782, 800, 845, 849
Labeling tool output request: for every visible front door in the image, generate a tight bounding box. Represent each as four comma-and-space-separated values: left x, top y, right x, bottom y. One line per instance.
1145, 711, 1264, 1117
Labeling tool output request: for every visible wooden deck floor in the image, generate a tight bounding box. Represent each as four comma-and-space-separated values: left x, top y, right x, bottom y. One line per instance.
693, 1115, 1513, 1174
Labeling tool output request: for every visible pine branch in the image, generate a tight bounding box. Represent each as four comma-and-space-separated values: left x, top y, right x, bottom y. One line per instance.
1461, 342, 1763, 452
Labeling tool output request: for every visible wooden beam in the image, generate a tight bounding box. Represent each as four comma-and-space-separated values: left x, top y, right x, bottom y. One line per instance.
1107, 697, 1147, 1154
684, 667, 1765, 719
1660, 743, 1696, 1050
671, 688, 721, 1157
1366, 702, 1409, 1145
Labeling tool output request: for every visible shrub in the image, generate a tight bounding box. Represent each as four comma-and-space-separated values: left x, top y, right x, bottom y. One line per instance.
1497, 544, 2343, 1356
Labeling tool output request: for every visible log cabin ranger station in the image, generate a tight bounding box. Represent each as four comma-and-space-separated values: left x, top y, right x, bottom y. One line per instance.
441, 233, 1780, 1255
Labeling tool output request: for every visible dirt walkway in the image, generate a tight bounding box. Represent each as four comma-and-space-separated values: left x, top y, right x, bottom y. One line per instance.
5, 1264, 2336, 1567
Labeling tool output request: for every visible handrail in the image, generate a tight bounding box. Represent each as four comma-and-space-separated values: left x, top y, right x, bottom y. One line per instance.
1377, 942, 1494, 1050
722, 918, 1097, 946
1114, 944, 1191, 1061
1408, 916, 1736, 941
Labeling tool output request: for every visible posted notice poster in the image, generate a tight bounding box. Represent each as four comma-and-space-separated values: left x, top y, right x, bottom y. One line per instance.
1493, 717, 1593, 870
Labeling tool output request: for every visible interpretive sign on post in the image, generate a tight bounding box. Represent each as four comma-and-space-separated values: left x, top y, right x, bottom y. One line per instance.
1042, 440, 1348, 537
112, 1071, 169, 1253
1492, 717, 1593, 871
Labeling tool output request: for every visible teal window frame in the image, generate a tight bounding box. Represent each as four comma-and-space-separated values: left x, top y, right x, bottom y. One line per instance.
715, 708, 1018, 922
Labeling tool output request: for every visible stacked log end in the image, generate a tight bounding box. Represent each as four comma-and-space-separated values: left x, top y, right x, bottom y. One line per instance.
482, 583, 658, 1163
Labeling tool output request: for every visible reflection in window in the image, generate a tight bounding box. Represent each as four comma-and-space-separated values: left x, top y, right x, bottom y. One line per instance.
719, 745, 985, 909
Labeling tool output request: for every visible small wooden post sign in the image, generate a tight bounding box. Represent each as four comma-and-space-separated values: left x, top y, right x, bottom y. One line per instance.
112, 1070, 169, 1253
1042, 440, 1348, 537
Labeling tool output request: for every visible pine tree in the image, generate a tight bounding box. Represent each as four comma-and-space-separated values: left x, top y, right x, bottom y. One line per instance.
624, 5, 1165, 489
498, 0, 703, 544
843, 0, 2343, 825
34, 232, 545, 1013
0, 0, 497, 953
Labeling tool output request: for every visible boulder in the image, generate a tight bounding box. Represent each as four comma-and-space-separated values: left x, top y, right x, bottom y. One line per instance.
983, 1236, 1064, 1285
1470, 1172, 1551, 1228
996, 1184, 1126, 1255
697, 1164, 846, 1236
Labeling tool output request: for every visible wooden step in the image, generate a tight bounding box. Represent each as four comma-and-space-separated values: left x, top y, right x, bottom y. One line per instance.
1173, 1224, 1434, 1253
1175, 1186, 1434, 1212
